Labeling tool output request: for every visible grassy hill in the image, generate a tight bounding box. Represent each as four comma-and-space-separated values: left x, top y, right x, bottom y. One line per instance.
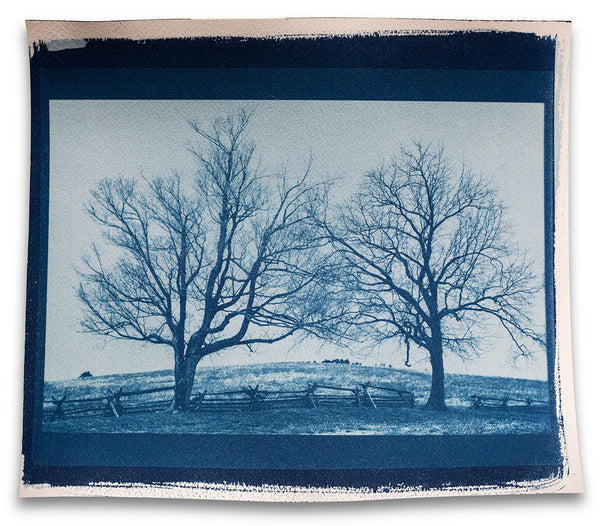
43, 361, 551, 435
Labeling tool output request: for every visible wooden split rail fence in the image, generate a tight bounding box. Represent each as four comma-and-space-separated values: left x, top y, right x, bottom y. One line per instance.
43, 384, 549, 420
43, 381, 415, 420
469, 394, 549, 413
44, 385, 176, 420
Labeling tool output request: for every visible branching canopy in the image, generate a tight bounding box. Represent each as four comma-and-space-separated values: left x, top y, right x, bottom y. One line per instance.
317, 142, 544, 359
79, 110, 341, 369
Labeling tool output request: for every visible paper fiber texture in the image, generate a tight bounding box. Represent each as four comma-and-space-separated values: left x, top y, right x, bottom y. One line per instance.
21, 18, 580, 500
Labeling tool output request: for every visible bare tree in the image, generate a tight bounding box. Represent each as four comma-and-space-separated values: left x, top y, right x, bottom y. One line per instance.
78, 110, 336, 410
317, 143, 543, 410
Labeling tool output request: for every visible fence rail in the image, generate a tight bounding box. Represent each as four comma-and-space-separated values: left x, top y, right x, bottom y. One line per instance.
43, 382, 549, 420
469, 394, 549, 413
43, 381, 416, 420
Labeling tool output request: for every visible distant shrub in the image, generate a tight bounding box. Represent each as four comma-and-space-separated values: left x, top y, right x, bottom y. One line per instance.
321, 358, 351, 365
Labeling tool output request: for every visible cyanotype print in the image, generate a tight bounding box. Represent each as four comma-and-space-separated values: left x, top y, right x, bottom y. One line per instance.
21, 19, 580, 500
43, 100, 548, 436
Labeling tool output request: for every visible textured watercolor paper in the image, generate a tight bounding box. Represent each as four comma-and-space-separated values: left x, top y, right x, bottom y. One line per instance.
21, 18, 581, 500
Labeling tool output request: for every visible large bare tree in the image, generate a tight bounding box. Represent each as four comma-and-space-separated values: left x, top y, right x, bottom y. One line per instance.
317, 143, 544, 410
78, 110, 336, 410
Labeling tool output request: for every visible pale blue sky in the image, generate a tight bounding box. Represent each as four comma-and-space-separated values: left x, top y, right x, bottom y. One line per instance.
46, 100, 546, 381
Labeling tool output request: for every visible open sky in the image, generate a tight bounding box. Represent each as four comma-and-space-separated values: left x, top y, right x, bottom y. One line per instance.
46, 100, 546, 381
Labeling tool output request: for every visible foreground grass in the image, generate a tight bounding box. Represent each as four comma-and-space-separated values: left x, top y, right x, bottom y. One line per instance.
43, 405, 550, 435
43, 362, 551, 435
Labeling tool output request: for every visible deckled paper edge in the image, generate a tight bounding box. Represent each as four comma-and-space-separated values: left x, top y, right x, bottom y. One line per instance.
552, 20, 583, 495
21, 18, 581, 500
25, 18, 572, 55
17, 466, 575, 500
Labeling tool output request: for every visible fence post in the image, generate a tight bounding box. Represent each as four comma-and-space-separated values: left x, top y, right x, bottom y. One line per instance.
246, 385, 262, 411
361, 384, 377, 408
353, 388, 362, 407
395, 389, 414, 407
305, 382, 318, 408
105, 388, 123, 417
191, 390, 207, 410
51, 394, 67, 420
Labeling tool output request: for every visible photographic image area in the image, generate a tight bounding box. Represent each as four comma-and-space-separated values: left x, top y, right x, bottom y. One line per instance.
42, 99, 549, 436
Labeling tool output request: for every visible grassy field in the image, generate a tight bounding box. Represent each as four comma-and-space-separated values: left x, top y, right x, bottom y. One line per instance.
43, 361, 551, 435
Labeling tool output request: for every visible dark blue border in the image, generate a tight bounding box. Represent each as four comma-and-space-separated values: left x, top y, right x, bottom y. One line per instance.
34, 433, 560, 469
42, 68, 553, 102
23, 33, 561, 491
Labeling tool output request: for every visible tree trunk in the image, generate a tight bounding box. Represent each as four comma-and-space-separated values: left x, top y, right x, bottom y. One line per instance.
425, 320, 447, 410
172, 355, 198, 412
